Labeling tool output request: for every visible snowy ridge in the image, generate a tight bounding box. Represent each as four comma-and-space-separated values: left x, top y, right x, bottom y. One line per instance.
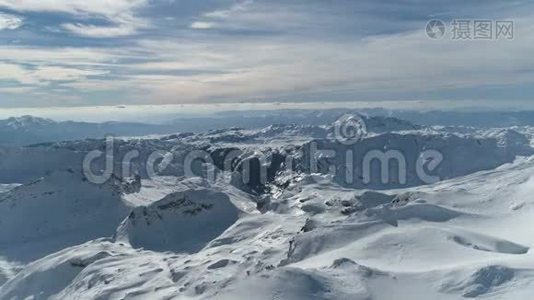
115, 189, 241, 253
297, 131, 527, 189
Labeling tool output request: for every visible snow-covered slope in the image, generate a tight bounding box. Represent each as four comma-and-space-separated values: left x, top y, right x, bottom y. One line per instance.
115, 189, 241, 253
2, 115, 534, 299
0, 170, 134, 262
3, 157, 534, 299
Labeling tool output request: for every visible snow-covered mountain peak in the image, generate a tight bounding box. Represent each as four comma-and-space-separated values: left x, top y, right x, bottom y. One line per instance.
2, 115, 55, 129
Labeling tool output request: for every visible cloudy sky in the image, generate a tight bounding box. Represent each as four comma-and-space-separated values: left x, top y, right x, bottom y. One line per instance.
0, 0, 532, 108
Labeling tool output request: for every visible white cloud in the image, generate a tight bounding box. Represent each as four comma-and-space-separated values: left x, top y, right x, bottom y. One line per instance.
0, 86, 35, 94
0, 62, 108, 85
199, 1, 327, 33
116, 15, 534, 103
0, 63, 27, 82
0, 0, 148, 37
0, 46, 134, 66
2, 16, 534, 105
61, 23, 137, 38
0, 0, 146, 18
0, 12, 22, 30
190, 21, 216, 30
31, 66, 109, 82
204, 0, 253, 19
1, 1, 533, 106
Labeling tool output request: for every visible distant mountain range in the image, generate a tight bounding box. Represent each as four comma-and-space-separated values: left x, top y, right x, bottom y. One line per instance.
0, 116, 176, 146
4, 109, 534, 146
